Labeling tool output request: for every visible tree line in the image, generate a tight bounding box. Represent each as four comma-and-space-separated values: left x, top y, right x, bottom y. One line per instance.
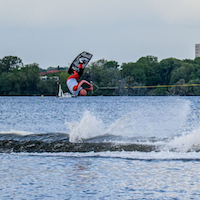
1, 55, 200, 96
0, 56, 57, 95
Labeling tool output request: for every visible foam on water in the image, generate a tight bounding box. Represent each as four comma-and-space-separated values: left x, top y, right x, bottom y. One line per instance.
12, 151, 200, 161
0, 130, 35, 136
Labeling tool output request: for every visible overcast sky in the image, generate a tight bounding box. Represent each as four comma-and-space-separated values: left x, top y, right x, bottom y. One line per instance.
0, 0, 200, 69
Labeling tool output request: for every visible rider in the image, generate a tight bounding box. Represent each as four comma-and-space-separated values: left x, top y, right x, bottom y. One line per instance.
67, 58, 93, 96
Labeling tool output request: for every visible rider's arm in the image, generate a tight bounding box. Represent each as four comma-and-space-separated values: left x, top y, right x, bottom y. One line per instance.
77, 80, 93, 91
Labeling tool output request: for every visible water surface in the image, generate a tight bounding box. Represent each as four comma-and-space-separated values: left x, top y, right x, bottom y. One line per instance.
1, 96, 200, 199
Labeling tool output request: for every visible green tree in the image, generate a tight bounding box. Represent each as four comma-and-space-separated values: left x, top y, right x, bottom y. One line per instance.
121, 62, 146, 85
0, 56, 23, 74
103, 61, 119, 69
137, 56, 160, 86
187, 79, 200, 95
58, 71, 69, 92
159, 58, 181, 85
169, 79, 188, 96
170, 63, 194, 84
20, 63, 41, 94
0, 72, 10, 94
85, 59, 121, 95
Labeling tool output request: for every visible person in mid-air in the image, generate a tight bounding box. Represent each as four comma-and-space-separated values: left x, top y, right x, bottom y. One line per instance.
67, 58, 93, 96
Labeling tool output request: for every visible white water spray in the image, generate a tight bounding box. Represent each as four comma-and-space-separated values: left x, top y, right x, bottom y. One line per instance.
66, 111, 105, 142
166, 127, 200, 152
65, 98, 195, 151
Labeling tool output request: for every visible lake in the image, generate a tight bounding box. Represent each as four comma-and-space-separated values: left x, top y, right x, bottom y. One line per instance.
1, 96, 200, 199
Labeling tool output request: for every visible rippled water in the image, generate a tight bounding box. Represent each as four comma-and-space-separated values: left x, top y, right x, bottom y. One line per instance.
1, 96, 200, 199
1, 153, 200, 200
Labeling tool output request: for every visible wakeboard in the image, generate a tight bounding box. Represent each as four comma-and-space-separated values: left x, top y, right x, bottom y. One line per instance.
68, 51, 93, 74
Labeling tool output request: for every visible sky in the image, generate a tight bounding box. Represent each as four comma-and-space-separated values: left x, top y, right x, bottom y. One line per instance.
0, 0, 200, 69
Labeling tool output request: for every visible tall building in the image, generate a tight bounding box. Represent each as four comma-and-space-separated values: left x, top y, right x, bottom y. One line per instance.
195, 44, 200, 58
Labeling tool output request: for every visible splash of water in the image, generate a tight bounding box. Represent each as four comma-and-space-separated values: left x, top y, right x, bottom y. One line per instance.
107, 99, 191, 138
65, 111, 105, 142
165, 127, 200, 152
65, 99, 193, 146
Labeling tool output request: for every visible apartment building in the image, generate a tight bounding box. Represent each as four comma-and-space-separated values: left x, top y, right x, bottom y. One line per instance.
195, 44, 200, 57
